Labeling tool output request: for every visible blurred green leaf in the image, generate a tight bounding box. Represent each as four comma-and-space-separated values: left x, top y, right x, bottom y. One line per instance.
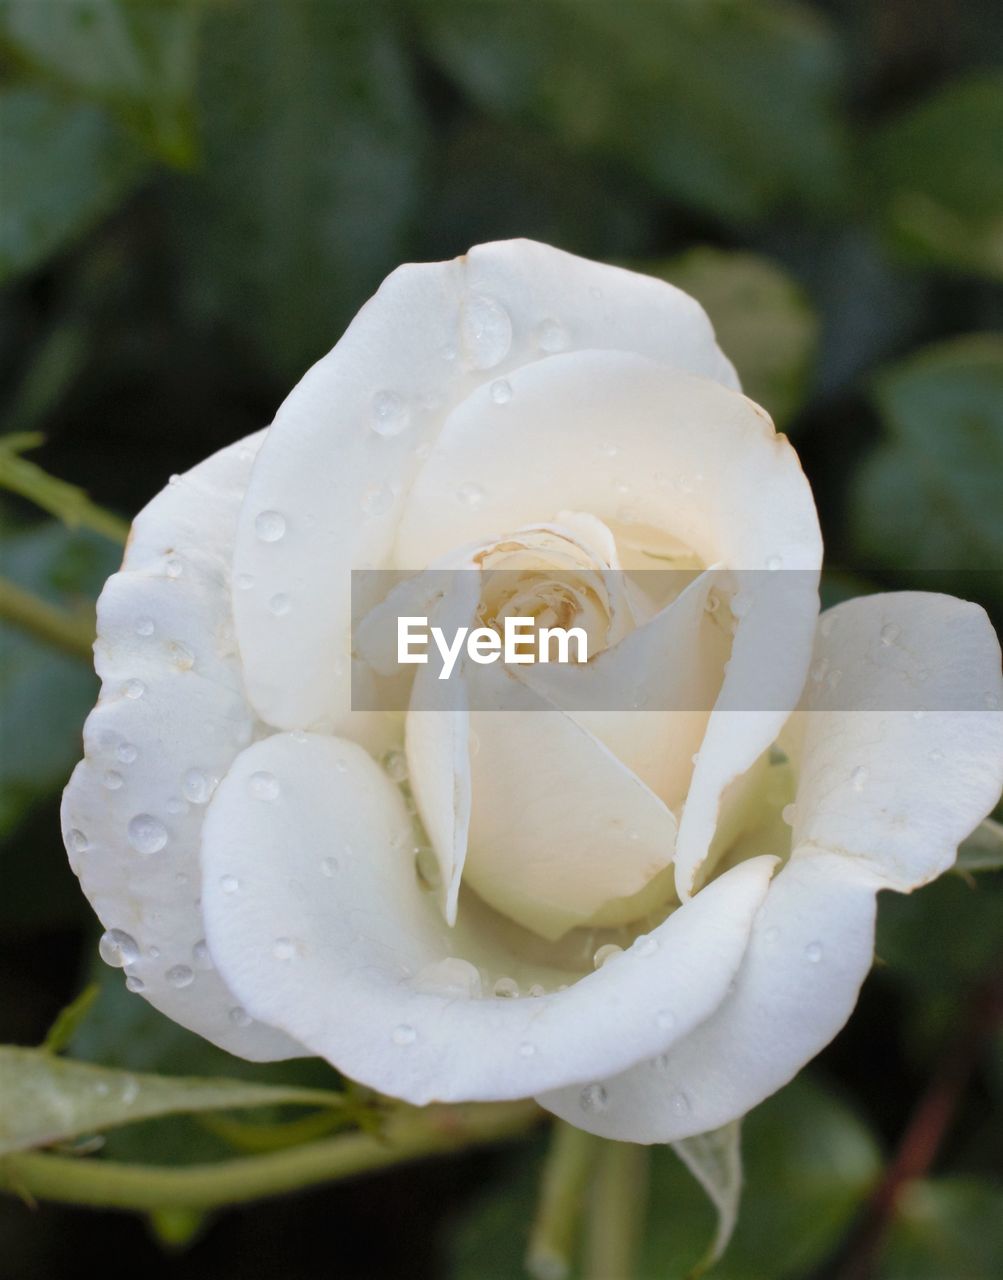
869, 74, 1003, 281
418, 0, 848, 225
0, 433, 129, 542
852, 335, 1003, 581
0, 1045, 343, 1156
876, 1178, 1003, 1279
650, 248, 818, 425
0, 0, 202, 165
955, 819, 1003, 876
0, 85, 146, 282
170, 0, 428, 380
448, 1079, 880, 1279
41, 983, 101, 1054
0, 521, 115, 839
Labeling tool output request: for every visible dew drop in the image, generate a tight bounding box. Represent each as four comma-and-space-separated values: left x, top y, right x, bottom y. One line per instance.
579, 1083, 608, 1114
536, 318, 569, 353
272, 937, 296, 961
880, 623, 900, 647
99, 929, 139, 968
415, 845, 441, 889
633, 934, 659, 958
229, 1006, 252, 1027
456, 481, 484, 508
165, 556, 183, 579
851, 765, 868, 792
127, 814, 167, 855
135, 616, 155, 637
392, 1024, 417, 1046
125, 975, 145, 993
103, 770, 123, 791
117, 742, 138, 764
67, 827, 89, 853
669, 1091, 692, 1117
655, 1008, 676, 1031
519, 1042, 536, 1058
249, 771, 280, 801
593, 943, 623, 970
255, 510, 286, 542
461, 294, 513, 370
383, 749, 408, 782
334, 757, 349, 773
782, 803, 797, 826
370, 390, 411, 437
166, 964, 194, 989
220, 874, 240, 894
766, 555, 783, 571
320, 856, 339, 877
269, 593, 291, 617
490, 378, 513, 405
169, 641, 195, 671
804, 941, 824, 964
529, 983, 546, 998
493, 976, 519, 998
236, 572, 255, 590
123, 679, 145, 700
192, 939, 213, 969
414, 956, 482, 998
361, 484, 393, 516
183, 768, 215, 805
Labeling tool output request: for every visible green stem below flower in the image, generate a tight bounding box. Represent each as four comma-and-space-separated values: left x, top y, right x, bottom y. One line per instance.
526, 1120, 601, 1280
584, 1141, 649, 1280
0, 575, 95, 659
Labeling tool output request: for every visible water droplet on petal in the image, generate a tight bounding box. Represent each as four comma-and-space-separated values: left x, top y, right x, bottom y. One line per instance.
168, 641, 195, 671
536, 318, 569, 353
67, 828, 89, 853
851, 765, 868, 792
528, 983, 546, 997
255, 510, 286, 542
370, 390, 411, 437
392, 1024, 417, 1046
633, 935, 659, 958
117, 742, 138, 764
166, 964, 194, 989
361, 484, 393, 516
135, 616, 155, 637
461, 294, 512, 369
236, 572, 255, 590
269, 593, 291, 617
272, 937, 296, 961
880, 623, 900, 647
766, 555, 783, 571
669, 1091, 691, 1117
127, 814, 167, 855
249, 771, 280, 801
490, 378, 513, 405
229, 1006, 252, 1027
579, 1083, 608, 1114
782, 803, 797, 826
192, 939, 213, 969
165, 556, 183, 579
183, 768, 216, 805
103, 770, 123, 791
220, 874, 240, 894
123, 679, 145, 700
493, 976, 519, 998
519, 1042, 536, 1058
125, 975, 145, 993
383, 749, 408, 782
593, 943, 623, 970
655, 1008, 676, 1031
805, 941, 823, 963
456, 481, 484, 508
414, 956, 482, 998
99, 929, 139, 968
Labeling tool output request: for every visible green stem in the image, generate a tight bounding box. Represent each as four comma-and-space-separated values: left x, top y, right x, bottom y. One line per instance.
584, 1141, 649, 1280
0, 575, 95, 659
0, 433, 129, 545
526, 1121, 600, 1280
1, 1100, 540, 1212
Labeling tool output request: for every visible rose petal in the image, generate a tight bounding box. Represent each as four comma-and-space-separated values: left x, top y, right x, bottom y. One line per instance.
536, 848, 877, 1141
61, 435, 301, 1061
231, 240, 737, 731
789, 591, 1003, 888
200, 731, 776, 1103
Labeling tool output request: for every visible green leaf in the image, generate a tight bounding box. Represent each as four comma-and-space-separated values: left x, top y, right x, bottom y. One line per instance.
170, 0, 428, 380
954, 818, 1003, 876
0, 0, 202, 165
852, 334, 1003, 581
869, 74, 1003, 280
41, 984, 101, 1055
671, 1120, 743, 1275
418, 0, 848, 225
0, 1046, 343, 1156
876, 1178, 1003, 1280
0, 85, 146, 281
649, 249, 818, 425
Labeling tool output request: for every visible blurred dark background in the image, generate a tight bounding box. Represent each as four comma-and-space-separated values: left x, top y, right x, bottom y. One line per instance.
1, 1, 1002, 1277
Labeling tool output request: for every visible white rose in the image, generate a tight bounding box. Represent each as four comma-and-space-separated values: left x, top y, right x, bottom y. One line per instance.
63, 239, 1003, 1142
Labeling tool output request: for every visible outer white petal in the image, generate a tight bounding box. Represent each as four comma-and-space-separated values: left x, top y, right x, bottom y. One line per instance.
790, 592, 1003, 888
200, 732, 776, 1104
61, 436, 301, 1060
231, 240, 737, 731
537, 849, 878, 1142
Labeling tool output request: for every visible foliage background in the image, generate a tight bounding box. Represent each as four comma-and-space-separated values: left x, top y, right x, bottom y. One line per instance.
1, 1, 1002, 1276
